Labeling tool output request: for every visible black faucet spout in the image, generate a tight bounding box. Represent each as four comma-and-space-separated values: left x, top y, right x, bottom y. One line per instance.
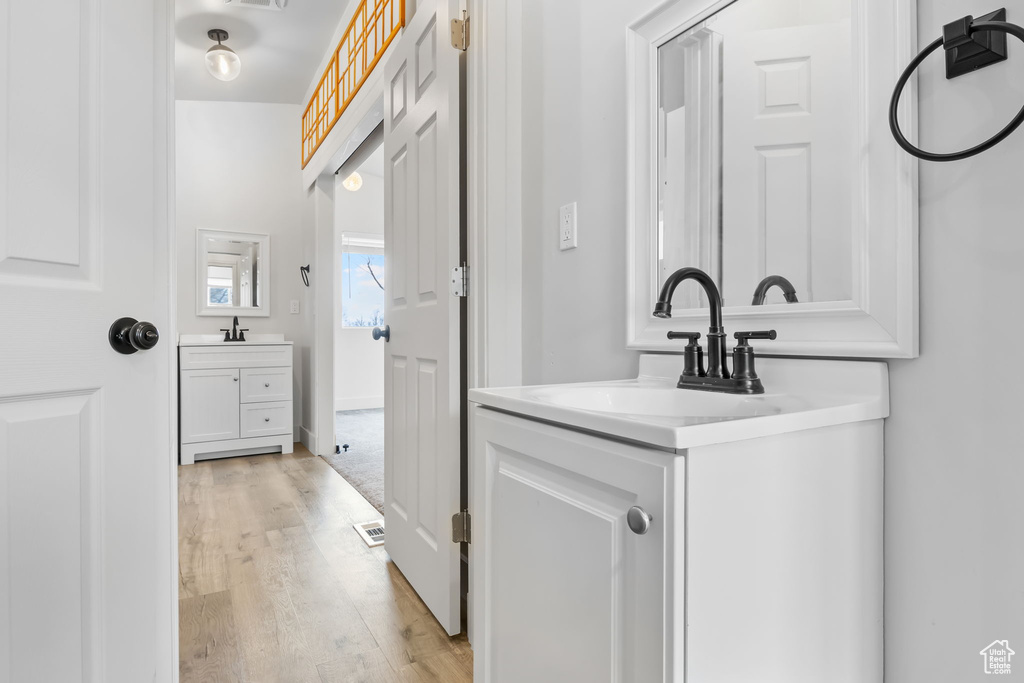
751, 275, 799, 305
653, 267, 729, 379
231, 316, 239, 341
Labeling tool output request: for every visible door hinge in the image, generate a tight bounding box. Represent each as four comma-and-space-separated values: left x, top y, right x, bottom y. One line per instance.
450, 264, 468, 297
450, 11, 469, 51
452, 510, 472, 543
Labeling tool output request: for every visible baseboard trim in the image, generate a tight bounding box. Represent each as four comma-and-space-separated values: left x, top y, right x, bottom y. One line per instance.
335, 396, 384, 412
299, 425, 315, 453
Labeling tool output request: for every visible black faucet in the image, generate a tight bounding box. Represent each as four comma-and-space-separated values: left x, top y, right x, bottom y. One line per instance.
220, 316, 248, 342
654, 267, 776, 394
751, 275, 799, 305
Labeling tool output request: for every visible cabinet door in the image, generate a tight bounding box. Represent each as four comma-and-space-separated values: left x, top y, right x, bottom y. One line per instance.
471, 407, 680, 683
180, 369, 240, 444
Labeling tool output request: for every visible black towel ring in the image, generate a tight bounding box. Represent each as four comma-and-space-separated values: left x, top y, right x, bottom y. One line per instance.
890, 13, 1024, 162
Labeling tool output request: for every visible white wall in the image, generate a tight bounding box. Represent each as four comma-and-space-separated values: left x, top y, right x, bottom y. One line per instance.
519, 0, 1024, 680
175, 100, 313, 432
335, 172, 386, 411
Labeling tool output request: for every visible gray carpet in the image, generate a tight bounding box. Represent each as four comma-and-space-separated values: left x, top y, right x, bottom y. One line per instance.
322, 408, 385, 513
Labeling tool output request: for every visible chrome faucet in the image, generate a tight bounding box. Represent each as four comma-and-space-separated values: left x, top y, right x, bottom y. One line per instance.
751, 275, 799, 305
654, 267, 776, 394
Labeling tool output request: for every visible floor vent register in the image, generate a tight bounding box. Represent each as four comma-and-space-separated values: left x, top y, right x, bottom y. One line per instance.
353, 520, 385, 547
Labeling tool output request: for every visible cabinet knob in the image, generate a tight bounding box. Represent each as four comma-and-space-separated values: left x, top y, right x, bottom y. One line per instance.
233, 377, 239, 382
627, 506, 653, 535
264, 417, 270, 422
265, 382, 270, 387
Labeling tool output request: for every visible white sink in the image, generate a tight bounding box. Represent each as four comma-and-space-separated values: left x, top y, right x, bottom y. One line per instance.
533, 383, 791, 418
178, 333, 288, 345
468, 354, 888, 450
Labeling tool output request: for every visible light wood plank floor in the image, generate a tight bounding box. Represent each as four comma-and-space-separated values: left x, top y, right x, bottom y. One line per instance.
178, 445, 473, 682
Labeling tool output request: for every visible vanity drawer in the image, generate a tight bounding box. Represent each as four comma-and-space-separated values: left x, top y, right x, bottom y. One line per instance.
179, 344, 293, 371
240, 367, 293, 403
240, 401, 292, 438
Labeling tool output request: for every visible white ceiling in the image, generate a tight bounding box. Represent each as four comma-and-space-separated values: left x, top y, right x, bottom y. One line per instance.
175, 0, 351, 104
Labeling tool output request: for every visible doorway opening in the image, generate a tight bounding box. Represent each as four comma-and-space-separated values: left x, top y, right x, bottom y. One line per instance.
322, 131, 388, 515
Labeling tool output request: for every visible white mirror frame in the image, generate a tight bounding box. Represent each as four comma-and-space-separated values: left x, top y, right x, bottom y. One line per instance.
196, 229, 271, 318
627, 0, 919, 358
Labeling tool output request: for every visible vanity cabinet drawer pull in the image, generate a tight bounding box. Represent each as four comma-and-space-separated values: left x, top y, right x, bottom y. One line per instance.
264, 417, 270, 422
265, 382, 271, 387
627, 506, 653, 535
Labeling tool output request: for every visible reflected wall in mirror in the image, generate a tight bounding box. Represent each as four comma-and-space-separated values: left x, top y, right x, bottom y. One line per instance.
196, 229, 270, 317
658, 0, 853, 308
628, 0, 919, 358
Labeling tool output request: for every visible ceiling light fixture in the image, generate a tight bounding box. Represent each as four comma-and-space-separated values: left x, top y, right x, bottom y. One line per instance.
342, 172, 363, 192
205, 29, 241, 82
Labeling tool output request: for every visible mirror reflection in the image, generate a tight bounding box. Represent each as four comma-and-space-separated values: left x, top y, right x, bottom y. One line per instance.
657, 0, 854, 309
197, 230, 269, 316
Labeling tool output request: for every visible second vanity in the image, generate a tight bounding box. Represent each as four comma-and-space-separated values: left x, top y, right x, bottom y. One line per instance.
469, 354, 887, 682
178, 334, 294, 465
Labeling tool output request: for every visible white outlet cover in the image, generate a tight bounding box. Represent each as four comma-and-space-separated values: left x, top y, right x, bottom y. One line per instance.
559, 202, 578, 251
289, 300, 300, 314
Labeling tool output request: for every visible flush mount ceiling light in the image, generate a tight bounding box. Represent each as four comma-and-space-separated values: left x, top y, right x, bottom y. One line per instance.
342, 172, 363, 192
205, 29, 241, 82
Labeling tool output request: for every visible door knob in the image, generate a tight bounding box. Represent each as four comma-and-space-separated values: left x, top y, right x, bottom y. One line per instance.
627, 506, 653, 535
109, 317, 160, 355
372, 325, 390, 342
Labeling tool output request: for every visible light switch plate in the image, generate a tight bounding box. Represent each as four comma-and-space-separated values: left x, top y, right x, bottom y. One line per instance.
289, 300, 300, 314
559, 202, 578, 250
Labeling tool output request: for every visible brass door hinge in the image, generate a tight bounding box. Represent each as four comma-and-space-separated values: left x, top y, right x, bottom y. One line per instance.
451, 11, 469, 51
452, 509, 471, 543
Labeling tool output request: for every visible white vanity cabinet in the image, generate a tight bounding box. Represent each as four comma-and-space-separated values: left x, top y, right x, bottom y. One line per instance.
469, 356, 886, 683
178, 339, 294, 465
470, 407, 682, 683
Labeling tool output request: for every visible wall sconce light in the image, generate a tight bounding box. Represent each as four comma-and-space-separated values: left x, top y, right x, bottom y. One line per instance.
342, 172, 363, 191
206, 29, 241, 82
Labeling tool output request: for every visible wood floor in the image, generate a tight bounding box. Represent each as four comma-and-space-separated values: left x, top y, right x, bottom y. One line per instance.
178, 445, 472, 682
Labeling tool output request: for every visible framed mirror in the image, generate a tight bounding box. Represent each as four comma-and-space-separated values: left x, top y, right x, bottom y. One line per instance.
627, 0, 919, 357
196, 229, 270, 317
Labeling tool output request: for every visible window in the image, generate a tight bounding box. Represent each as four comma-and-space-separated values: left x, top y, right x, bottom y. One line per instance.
341, 251, 385, 327
207, 264, 234, 307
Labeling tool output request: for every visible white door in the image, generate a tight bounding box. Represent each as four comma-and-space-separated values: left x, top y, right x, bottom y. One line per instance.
383, 0, 464, 635
0, 1, 173, 682
721, 23, 851, 306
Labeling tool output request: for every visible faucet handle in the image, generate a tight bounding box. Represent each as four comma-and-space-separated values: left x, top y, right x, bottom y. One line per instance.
732, 330, 776, 382
219, 328, 231, 342
668, 331, 705, 377
733, 330, 777, 346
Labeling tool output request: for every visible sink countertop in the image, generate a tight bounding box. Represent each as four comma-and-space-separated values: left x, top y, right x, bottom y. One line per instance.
468, 355, 889, 450
178, 333, 291, 346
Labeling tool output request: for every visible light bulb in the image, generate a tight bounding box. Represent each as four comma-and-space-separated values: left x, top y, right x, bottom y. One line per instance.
205, 44, 241, 82
343, 172, 363, 191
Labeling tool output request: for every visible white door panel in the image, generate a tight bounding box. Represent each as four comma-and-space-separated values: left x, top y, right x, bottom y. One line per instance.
0, 0, 171, 680
383, 0, 463, 636
722, 23, 851, 306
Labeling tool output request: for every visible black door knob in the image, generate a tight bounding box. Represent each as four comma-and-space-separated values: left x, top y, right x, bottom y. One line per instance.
372, 325, 390, 342
109, 317, 160, 355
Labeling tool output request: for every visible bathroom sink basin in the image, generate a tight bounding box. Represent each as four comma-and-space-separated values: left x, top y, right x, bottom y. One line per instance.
468, 355, 889, 450
532, 383, 787, 419
178, 333, 287, 345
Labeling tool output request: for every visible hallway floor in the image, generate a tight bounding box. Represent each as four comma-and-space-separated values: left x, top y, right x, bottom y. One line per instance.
178, 445, 472, 682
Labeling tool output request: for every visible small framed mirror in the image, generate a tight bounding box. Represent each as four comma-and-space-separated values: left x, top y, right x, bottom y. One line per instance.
196, 229, 270, 317
627, 0, 919, 358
